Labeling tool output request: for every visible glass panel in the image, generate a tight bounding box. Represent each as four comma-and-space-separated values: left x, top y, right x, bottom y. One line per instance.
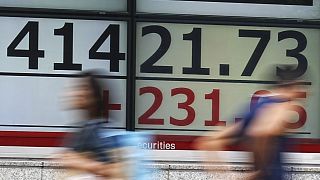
137, 0, 320, 19
0, 0, 127, 12
0, 16, 128, 130
135, 22, 320, 150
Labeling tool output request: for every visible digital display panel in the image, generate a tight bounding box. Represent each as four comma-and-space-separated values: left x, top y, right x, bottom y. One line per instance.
135, 22, 320, 141
0, 17, 128, 131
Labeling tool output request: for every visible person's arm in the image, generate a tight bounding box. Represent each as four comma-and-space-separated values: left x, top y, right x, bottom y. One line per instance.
194, 122, 243, 151
59, 150, 124, 178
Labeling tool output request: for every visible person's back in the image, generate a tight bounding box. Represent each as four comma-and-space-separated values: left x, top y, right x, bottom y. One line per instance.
244, 73, 306, 180
242, 96, 288, 180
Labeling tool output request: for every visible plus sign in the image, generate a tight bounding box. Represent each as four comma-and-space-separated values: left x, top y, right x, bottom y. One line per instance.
103, 90, 121, 121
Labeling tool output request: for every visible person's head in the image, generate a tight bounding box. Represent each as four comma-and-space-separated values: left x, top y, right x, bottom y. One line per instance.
272, 65, 307, 100
69, 71, 104, 118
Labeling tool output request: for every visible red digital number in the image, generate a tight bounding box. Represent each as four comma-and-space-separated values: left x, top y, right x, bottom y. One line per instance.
103, 90, 122, 121
138, 87, 308, 130
286, 92, 307, 129
138, 86, 164, 125
170, 88, 195, 126
204, 89, 226, 126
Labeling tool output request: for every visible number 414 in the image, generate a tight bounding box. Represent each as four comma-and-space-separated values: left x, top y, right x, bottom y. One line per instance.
7, 22, 125, 72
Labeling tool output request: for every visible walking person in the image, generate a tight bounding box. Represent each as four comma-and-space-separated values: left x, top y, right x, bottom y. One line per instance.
195, 66, 307, 180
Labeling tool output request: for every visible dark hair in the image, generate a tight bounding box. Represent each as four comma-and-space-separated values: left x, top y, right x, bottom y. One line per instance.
273, 64, 306, 88
79, 70, 104, 118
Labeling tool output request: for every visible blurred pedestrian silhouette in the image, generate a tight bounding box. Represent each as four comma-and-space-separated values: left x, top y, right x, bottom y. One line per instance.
58, 70, 150, 180
195, 65, 308, 180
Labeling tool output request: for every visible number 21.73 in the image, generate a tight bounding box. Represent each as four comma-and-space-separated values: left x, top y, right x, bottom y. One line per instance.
141, 25, 307, 79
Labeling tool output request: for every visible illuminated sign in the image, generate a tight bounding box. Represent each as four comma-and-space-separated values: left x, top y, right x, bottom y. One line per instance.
135, 22, 320, 139
0, 17, 127, 131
